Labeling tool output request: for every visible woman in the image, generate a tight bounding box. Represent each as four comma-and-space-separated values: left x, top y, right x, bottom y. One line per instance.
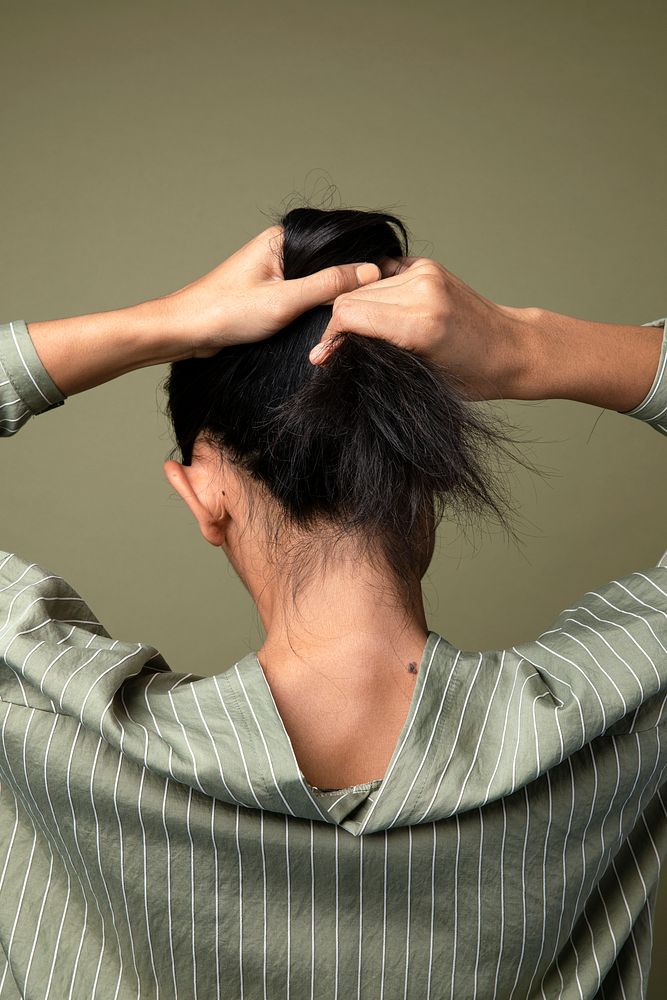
0, 206, 665, 999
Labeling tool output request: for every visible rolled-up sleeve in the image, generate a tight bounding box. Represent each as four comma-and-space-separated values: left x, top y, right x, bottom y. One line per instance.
0, 319, 66, 436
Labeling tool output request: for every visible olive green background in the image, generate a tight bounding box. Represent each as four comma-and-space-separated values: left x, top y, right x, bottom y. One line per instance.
2, 0, 666, 992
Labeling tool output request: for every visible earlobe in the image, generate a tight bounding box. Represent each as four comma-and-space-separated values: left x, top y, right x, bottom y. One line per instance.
163, 460, 227, 548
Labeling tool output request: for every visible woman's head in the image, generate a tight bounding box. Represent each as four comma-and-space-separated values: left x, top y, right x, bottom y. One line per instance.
162, 206, 522, 616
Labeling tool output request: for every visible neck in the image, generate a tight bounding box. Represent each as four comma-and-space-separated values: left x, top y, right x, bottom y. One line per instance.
250, 559, 430, 694
242, 554, 431, 789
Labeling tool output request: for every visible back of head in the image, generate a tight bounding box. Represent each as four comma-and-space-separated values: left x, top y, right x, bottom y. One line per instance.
164, 206, 521, 608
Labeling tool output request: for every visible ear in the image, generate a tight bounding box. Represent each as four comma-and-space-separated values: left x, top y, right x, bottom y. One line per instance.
163, 459, 227, 547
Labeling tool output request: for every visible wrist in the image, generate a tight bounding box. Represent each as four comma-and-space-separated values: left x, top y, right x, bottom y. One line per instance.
492, 305, 547, 401
155, 285, 234, 358
501, 306, 665, 411
116, 298, 197, 365
28, 299, 193, 398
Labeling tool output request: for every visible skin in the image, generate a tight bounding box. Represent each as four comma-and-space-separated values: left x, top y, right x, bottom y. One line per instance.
309, 255, 664, 412
26, 225, 664, 787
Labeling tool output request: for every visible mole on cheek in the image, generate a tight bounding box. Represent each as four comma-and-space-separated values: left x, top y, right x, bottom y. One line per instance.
407, 661, 418, 674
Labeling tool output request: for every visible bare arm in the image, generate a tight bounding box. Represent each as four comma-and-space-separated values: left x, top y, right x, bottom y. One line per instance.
27, 302, 188, 397
310, 257, 665, 414
509, 306, 665, 413
23, 227, 380, 397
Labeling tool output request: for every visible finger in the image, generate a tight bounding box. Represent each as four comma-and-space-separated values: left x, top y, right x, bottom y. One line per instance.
378, 255, 427, 278
309, 301, 407, 364
337, 258, 439, 298
282, 262, 381, 317
330, 268, 429, 301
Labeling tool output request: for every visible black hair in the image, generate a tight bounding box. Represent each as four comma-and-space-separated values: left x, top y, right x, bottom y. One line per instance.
163, 206, 535, 612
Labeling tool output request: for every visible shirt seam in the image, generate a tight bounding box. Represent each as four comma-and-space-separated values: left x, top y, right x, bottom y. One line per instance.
0, 694, 59, 716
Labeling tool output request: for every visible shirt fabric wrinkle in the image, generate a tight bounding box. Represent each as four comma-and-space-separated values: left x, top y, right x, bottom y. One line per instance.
0, 316, 666, 999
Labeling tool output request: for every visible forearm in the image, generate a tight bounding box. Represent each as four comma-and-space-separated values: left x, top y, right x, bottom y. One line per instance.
509, 306, 665, 412
27, 298, 193, 397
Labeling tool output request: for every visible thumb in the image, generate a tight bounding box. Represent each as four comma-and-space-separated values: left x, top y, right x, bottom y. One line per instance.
286, 261, 381, 314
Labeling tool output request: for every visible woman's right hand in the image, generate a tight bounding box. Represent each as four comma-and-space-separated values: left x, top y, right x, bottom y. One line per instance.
309, 256, 539, 403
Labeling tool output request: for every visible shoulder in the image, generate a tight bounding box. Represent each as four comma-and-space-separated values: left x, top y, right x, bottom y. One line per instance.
0, 550, 168, 715
0, 548, 109, 639
512, 561, 667, 738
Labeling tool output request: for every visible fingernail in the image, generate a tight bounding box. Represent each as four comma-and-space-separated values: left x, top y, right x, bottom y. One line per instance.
309, 344, 327, 363
355, 262, 379, 284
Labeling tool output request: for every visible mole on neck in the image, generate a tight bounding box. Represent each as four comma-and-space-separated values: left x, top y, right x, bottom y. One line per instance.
406, 661, 419, 674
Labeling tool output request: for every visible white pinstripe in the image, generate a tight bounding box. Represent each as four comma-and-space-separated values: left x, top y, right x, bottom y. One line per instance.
260, 808, 268, 1000
235, 806, 244, 1000
380, 829, 387, 1000
511, 651, 586, 755
111, 750, 142, 997
9, 322, 55, 406
357, 638, 443, 834
236, 667, 297, 816
1, 315, 667, 999
402, 826, 412, 1000
510, 673, 542, 791
426, 824, 436, 1000
119, 686, 161, 997
449, 814, 461, 1000
538, 625, 629, 715
451, 650, 507, 814
492, 797, 508, 1000
309, 820, 315, 1000
211, 798, 220, 1000
473, 809, 483, 998
570, 743, 601, 999
571, 599, 662, 685
357, 830, 364, 999
160, 778, 179, 1000
213, 673, 264, 809
286, 816, 292, 1000
507, 787, 531, 1000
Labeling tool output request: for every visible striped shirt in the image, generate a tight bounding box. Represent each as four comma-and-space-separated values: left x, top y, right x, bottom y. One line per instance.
1, 315, 667, 1000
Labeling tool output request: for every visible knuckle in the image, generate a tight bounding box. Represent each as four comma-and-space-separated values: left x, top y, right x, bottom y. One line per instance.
333, 296, 354, 318
327, 268, 350, 299
412, 258, 441, 275
412, 267, 450, 307
413, 272, 436, 293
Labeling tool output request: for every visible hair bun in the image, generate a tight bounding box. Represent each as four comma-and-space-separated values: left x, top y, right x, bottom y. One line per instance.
164, 205, 532, 603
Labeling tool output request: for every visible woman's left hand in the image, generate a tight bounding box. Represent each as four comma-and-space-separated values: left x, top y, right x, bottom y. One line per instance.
26, 226, 382, 397
157, 224, 382, 358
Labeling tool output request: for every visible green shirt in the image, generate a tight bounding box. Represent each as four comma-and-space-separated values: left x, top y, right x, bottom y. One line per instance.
1, 316, 667, 1000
